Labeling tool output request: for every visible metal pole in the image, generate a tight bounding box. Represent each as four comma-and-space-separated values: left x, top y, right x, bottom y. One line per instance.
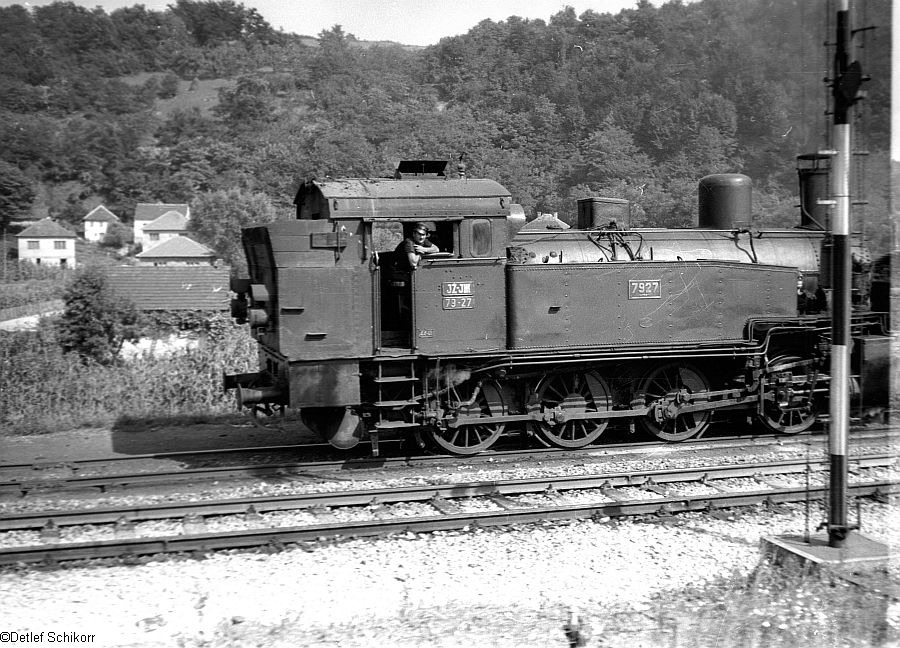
827, 0, 861, 548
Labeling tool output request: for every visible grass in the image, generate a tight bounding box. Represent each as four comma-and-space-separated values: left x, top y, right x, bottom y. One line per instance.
632, 559, 894, 647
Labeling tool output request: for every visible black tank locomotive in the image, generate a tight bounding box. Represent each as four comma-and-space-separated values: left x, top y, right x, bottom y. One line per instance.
225, 161, 889, 455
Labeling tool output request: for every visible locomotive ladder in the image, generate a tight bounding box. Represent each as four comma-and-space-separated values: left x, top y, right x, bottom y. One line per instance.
369, 359, 421, 452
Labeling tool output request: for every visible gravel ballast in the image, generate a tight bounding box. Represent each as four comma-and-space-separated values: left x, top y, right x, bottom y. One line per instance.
0, 501, 897, 648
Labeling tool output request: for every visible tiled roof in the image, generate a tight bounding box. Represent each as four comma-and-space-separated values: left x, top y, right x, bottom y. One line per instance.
136, 236, 215, 259
17, 218, 77, 238
84, 206, 119, 223
143, 210, 189, 231
105, 266, 230, 310
134, 203, 189, 222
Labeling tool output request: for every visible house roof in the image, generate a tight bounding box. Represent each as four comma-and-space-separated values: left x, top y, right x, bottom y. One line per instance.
134, 203, 189, 222
17, 218, 77, 238
105, 266, 230, 310
136, 235, 216, 259
143, 210, 189, 231
84, 205, 120, 223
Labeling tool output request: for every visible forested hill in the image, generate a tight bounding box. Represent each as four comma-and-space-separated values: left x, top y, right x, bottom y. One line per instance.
0, 0, 892, 264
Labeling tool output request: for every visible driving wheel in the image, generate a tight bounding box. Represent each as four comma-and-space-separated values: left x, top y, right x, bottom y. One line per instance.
534, 371, 610, 448
426, 381, 505, 455
637, 363, 710, 441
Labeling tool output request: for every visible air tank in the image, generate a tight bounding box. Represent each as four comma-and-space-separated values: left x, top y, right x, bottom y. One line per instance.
698, 174, 752, 229
577, 197, 630, 229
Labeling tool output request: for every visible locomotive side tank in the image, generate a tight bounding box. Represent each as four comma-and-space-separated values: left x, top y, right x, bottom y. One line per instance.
226, 161, 889, 456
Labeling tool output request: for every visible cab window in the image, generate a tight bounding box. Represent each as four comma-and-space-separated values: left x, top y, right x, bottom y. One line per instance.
471, 219, 492, 257
372, 221, 404, 252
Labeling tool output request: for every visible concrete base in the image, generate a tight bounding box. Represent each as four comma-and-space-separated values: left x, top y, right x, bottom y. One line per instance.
762, 532, 891, 572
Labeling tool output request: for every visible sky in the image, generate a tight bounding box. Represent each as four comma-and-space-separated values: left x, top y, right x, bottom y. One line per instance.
2, 0, 661, 46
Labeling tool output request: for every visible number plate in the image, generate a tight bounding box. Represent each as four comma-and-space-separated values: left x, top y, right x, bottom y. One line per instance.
628, 279, 662, 299
442, 281, 473, 296
443, 296, 473, 310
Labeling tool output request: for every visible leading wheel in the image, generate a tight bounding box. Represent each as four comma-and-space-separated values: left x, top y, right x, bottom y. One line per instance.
637, 363, 710, 441
534, 371, 610, 448
757, 354, 819, 434
427, 381, 505, 455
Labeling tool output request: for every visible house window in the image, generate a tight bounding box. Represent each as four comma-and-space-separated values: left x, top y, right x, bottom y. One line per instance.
27, 240, 39, 250
150, 233, 159, 241
54, 240, 66, 250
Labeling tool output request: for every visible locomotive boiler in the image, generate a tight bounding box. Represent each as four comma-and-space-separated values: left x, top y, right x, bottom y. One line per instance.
225, 159, 889, 455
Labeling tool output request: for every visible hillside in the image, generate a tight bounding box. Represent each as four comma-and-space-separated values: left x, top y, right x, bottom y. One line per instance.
0, 0, 892, 261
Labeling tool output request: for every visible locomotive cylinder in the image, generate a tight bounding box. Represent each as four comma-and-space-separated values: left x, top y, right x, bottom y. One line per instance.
698, 174, 752, 229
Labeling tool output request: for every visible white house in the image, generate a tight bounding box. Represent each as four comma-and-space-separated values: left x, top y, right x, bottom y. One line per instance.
135, 235, 217, 266
133, 203, 190, 250
83, 205, 120, 242
16, 218, 77, 268
140, 210, 190, 251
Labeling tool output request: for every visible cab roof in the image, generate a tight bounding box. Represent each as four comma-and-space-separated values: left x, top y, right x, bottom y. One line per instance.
293, 177, 512, 221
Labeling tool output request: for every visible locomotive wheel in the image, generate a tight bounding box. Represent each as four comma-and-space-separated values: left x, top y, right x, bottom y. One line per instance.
637, 363, 710, 442
427, 381, 505, 455
757, 354, 818, 434
534, 371, 610, 448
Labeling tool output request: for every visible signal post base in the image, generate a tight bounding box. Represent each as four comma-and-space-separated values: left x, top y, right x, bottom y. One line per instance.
761, 532, 890, 572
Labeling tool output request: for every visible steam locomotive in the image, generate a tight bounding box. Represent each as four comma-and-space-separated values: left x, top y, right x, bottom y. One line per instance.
225, 158, 889, 455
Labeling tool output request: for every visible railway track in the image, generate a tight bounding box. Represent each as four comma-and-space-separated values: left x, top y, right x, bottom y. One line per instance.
1, 452, 895, 566
1, 426, 894, 497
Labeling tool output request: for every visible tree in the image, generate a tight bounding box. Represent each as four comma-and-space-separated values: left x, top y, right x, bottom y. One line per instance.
189, 188, 279, 275
101, 221, 131, 249
57, 266, 141, 365
170, 0, 275, 46
158, 71, 181, 99
0, 161, 35, 232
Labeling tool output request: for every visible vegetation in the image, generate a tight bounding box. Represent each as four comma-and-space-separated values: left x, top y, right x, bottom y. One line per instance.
0, 278, 62, 310
0, 314, 257, 434
56, 265, 141, 364
0, 0, 891, 257
0, 263, 67, 309
634, 557, 893, 647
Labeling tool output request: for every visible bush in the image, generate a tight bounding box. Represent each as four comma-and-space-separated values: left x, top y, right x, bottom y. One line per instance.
56, 265, 141, 365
